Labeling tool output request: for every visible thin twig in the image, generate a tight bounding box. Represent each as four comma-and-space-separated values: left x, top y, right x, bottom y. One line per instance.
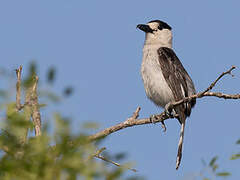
14, 65, 29, 144
15, 65, 23, 111
201, 65, 236, 94
94, 147, 137, 172
88, 66, 239, 141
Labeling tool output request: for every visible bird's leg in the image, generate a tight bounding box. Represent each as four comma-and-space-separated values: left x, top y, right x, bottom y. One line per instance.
164, 102, 174, 117
165, 103, 180, 120
171, 109, 179, 118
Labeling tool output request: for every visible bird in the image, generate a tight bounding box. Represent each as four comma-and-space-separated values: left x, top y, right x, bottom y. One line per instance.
137, 20, 196, 170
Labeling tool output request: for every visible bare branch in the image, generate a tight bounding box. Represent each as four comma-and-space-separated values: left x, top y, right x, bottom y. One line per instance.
14, 65, 29, 144
23, 74, 42, 136
203, 92, 240, 99
15, 65, 23, 111
88, 66, 239, 141
87, 107, 163, 141
94, 147, 137, 172
201, 65, 236, 94
31, 76, 41, 136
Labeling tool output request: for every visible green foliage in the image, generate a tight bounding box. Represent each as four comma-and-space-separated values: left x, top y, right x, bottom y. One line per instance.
230, 139, 240, 160
0, 112, 110, 179
46, 67, 56, 84
0, 90, 8, 99
236, 139, 240, 144
216, 172, 231, 177
209, 156, 218, 172
201, 156, 231, 180
0, 63, 141, 180
200, 138, 240, 180
39, 90, 61, 103
63, 86, 74, 97
0, 109, 138, 180
230, 154, 240, 160
82, 122, 100, 130
23, 62, 37, 88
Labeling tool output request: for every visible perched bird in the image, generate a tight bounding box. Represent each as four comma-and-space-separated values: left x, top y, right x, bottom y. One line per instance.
137, 20, 196, 169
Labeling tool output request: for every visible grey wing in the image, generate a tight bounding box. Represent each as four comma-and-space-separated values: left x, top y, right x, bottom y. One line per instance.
157, 47, 196, 120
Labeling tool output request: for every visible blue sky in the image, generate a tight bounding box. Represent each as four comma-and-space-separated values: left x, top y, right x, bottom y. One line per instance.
0, 0, 240, 179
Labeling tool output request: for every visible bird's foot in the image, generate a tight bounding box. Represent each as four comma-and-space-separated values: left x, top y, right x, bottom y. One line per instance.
164, 102, 179, 119
164, 102, 173, 117
150, 115, 167, 132
150, 114, 158, 124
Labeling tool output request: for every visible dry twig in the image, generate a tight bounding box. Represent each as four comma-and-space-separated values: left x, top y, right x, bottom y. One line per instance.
15, 65, 23, 111
15, 66, 42, 136
31, 76, 41, 136
94, 147, 137, 172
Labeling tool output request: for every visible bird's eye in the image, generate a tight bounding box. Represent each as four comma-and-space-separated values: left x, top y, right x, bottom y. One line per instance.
158, 25, 163, 30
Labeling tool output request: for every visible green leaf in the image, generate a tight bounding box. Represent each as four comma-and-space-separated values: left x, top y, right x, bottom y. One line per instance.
47, 67, 56, 84
216, 172, 231, 177
39, 91, 61, 103
115, 153, 126, 161
0, 89, 8, 98
230, 153, 240, 160
212, 165, 219, 172
23, 61, 37, 88
29, 61, 37, 75
236, 139, 240, 144
38, 104, 47, 108
6, 102, 16, 117
126, 176, 145, 180
82, 122, 100, 129
63, 86, 74, 97
209, 156, 218, 167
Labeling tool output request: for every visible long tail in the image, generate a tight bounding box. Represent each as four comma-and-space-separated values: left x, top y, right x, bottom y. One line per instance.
176, 121, 185, 170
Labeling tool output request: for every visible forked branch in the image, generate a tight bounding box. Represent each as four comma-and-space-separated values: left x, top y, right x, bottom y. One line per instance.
88, 66, 239, 141
15, 66, 42, 136
94, 147, 137, 172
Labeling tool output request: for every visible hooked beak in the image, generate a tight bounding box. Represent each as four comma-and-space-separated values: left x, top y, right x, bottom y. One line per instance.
136, 24, 153, 33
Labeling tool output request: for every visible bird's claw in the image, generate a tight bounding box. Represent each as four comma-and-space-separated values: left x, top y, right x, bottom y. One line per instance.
165, 103, 179, 118
150, 114, 158, 123
150, 114, 167, 132
164, 102, 173, 116
161, 121, 167, 132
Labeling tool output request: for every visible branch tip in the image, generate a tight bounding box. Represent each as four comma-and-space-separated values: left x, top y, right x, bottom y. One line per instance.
16, 65, 23, 111
133, 107, 141, 119
95, 147, 106, 156
94, 148, 137, 172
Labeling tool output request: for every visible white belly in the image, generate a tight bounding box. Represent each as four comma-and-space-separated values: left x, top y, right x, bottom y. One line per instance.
141, 49, 174, 108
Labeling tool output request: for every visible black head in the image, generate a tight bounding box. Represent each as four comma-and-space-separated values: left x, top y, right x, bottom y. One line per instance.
137, 20, 172, 33
148, 20, 172, 30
